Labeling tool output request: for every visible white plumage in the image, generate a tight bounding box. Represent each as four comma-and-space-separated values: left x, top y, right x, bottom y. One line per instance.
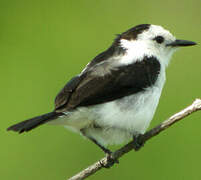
53, 25, 177, 146
7, 24, 196, 152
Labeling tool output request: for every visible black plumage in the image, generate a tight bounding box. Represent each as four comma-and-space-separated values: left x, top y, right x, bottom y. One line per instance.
7, 112, 63, 133
55, 56, 160, 111
7, 24, 159, 133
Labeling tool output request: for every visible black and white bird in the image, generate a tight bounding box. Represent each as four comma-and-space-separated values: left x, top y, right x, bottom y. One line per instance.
8, 24, 196, 155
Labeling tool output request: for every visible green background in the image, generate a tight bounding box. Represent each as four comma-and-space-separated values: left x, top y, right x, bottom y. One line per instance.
1, 0, 201, 179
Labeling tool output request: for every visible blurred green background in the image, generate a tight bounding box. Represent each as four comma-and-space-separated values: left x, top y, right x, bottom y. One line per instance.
1, 0, 201, 179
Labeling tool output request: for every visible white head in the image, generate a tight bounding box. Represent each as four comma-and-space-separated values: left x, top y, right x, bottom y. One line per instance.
118, 24, 196, 67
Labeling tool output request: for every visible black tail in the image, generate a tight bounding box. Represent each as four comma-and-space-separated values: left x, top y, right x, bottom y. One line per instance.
7, 111, 63, 133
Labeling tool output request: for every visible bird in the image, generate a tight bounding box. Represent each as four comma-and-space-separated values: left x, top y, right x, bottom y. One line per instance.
7, 24, 196, 158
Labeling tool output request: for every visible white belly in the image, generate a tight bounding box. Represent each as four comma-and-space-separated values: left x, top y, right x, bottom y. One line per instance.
52, 84, 163, 146
95, 86, 162, 133
88, 85, 162, 145
52, 71, 166, 146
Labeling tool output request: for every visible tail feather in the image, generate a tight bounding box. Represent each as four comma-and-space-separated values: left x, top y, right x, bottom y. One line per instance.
7, 111, 63, 133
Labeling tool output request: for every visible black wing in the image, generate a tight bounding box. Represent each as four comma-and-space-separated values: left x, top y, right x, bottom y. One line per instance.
55, 56, 160, 111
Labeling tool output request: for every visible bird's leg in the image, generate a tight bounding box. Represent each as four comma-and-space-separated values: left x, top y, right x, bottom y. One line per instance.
90, 137, 112, 154
133, 133, 145, 151
80, 129, 119, 168
87, 136, 119, 168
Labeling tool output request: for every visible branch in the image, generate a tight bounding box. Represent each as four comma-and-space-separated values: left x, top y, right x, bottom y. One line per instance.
68, 99, 201, 180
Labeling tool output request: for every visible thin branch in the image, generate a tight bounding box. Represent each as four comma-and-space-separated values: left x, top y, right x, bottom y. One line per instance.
68, 99, 201, 180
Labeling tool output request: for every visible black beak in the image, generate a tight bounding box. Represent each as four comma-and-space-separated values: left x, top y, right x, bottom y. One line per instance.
166, 39, 197, 47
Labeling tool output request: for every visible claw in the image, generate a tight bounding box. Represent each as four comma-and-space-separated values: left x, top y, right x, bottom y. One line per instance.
101, 152, 119, 168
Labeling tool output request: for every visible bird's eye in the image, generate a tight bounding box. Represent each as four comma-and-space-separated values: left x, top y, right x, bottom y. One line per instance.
154, 36, 164, 44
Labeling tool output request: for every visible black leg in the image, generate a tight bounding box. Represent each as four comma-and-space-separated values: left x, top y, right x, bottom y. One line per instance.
88, 136, 112, 154
80, 129, 119, 168
133, 134, 145, 151
80, 128, 112, 154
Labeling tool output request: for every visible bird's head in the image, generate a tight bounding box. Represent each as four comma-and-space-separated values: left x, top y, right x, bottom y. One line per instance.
117, 24, 196, 67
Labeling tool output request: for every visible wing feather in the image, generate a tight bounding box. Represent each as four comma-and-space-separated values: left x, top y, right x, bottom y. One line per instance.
54, 56, 160, 111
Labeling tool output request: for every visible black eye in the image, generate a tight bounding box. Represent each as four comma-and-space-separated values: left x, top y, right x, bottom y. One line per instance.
154, 36, 164, 44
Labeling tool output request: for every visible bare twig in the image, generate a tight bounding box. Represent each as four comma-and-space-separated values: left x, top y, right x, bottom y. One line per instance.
68, 99, 201, 180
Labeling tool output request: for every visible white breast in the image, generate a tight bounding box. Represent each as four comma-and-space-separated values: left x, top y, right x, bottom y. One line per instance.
54, 66, 166, 146
51, 60, 166, 147
94, 83, 163, 133
86, 68, 165, 145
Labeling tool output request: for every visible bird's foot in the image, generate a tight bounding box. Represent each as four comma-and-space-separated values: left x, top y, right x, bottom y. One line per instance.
100, 151, 119, 168
133, 134, 145, 151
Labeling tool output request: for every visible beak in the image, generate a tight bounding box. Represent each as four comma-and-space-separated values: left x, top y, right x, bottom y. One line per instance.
166, 39, 197, 47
